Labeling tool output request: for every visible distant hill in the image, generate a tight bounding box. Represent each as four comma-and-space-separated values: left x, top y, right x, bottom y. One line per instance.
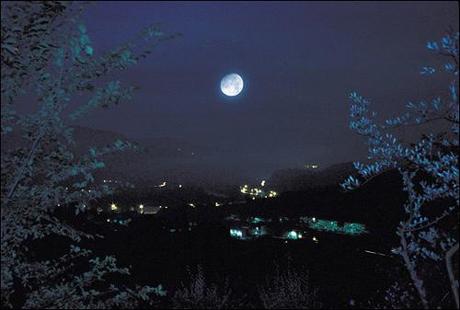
1, 126, 215, 186
268, 162, 355, 192
1, 126, 366, 192
70, 127, 238, 187
70, 127, 270, 189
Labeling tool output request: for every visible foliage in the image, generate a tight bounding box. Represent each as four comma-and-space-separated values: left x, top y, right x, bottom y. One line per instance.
367, 280, 419, 309
172, 265, 234, 309
342, 31, 459, 309
1, 1, 178, 308
257, 259, 320, 309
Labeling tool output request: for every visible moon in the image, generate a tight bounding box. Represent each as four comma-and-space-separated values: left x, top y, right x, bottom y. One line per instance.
220, 73, 244, 97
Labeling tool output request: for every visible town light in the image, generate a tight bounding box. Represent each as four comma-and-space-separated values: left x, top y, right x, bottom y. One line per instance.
230, 229, 243, 238
288, 231, 298, 240
158, 181, 167, 188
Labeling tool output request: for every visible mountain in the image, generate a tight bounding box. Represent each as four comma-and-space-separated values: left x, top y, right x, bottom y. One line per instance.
71, 127, 233, 187
268, 162, 355, 192
1, 126, 211, 185
2, 126, 364, 192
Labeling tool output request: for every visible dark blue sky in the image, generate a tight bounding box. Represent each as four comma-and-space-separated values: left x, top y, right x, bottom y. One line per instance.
78, 1, 458, 173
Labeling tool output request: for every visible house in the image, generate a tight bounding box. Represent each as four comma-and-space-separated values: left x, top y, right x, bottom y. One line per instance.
107, 213, 132, 226
229, 225, 268, 240
138, 205, 161, 215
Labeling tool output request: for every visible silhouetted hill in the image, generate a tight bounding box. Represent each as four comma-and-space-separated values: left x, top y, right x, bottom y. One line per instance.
71, 127, 255, 188
3, 126, 398, 202
70, 127, 227, 187
269, 162, 355, 192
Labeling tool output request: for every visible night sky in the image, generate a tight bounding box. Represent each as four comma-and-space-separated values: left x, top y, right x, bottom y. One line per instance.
77, 1, 458, 177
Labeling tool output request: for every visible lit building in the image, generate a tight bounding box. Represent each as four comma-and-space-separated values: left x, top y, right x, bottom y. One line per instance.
158, 181, 167, 188
110, 203, 118, 212
225, 214, 240, 221
229, 225, 267, 240
239, 184, 278, 199
284, 230, 304, 240
249, 216, 265, 224
138, 205, 161, 215
230, 228, 244, 239
299, 216, 368, 235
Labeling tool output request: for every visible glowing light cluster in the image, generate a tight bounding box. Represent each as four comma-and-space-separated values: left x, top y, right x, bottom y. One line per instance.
103, 179, 120, 183
301, 217, 367, 235
239, 184, 278, 199
138, 204, 144, 214
250, 217, 264, 224
229, 226, 267, 240
252, 226, 267, 236
342, 223, 368, 235
158, 181, 167, 188
287, 230, 303, 240
230, 229, 243, 239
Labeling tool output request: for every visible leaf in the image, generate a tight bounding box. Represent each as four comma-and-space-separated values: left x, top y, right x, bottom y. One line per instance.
85, 45, 93, 56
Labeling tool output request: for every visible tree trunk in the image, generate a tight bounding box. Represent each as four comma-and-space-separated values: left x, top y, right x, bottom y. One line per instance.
398, 228, 429, 309
446, 243, 459, 309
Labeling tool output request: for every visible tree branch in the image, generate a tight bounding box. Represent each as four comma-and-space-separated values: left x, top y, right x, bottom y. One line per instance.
402, 209, 453, 233
398, 227, 430, 309
446, 243, 459, 309
3, 133, 43, 207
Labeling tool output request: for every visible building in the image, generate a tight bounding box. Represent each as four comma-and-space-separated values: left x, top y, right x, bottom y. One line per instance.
107, 213, 132, 226
138, 205, 161, 215
229, 225, 268, 240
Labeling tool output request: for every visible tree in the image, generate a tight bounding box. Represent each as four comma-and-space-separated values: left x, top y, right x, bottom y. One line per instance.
1, 1, 179, 308
172, 265, 234, 309
258, 259, 320, 309
342, 31, 459, 309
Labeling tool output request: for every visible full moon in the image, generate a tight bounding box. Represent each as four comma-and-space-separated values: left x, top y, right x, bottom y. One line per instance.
220, 73, 244, 97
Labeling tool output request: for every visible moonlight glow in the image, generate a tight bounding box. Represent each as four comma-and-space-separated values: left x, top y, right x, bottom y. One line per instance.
220, 73, 244, 97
